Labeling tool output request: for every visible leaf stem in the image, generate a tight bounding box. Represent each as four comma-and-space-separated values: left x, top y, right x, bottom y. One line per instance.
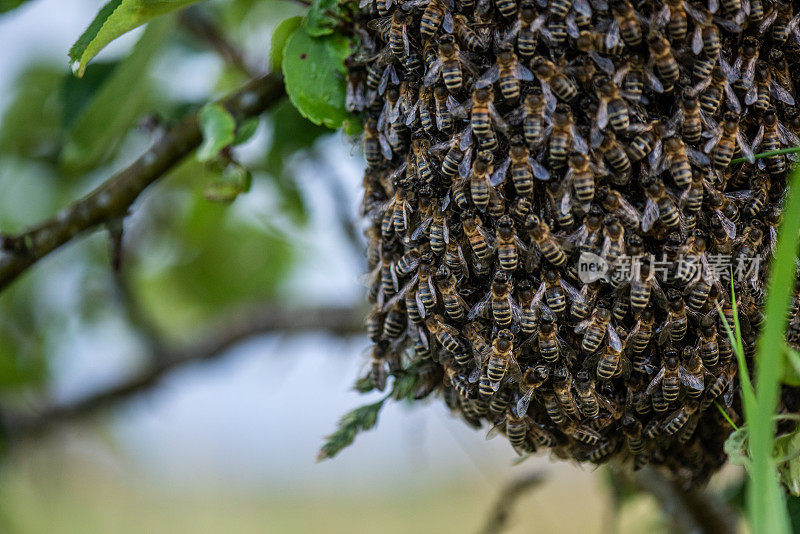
730, 145, 800, 164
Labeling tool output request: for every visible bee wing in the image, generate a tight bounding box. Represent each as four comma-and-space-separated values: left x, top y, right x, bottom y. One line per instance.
490, 157, 511, 186
779, 122, 800, 147
759, 7, 778, 33
383, 273, 418, 312
489, 103, 509, 135
486, 421, 504, 440
592, 53, 616, 76
411, 217, 433, 241
736, 131, 754, 163
717, 211, 737, 240
679, 366, 704, 391
515, 388, 535, 417
571, 126, 589, 153
531, 281, 546, 310
560, 279, 582, 302
770, 80, 796, 106
468, 290, 492, 320
617, 196, 642, 224
642, 198, 659, 232
612, 64, 629, 86
566, 14, 580, 38
503, 20, 522, 43
605, 19, 620, 48
530, 157, 550, 181
477, 65, 500, 88
516, 64, 534, 81
575, 318, 591, 333
686, 147, 710, 167
645, 367, 666, 396
442, 11, 454, 33
596, 98, 609, 130
540, 80, 557, 114
607, 325, 623, 351
423, 60, 443, 86
459, 149, 473, 178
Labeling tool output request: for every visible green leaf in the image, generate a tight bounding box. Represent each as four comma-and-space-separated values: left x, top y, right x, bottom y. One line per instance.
270, 16, 303, 70
784, 347, 800, 387
60, 19, 169, 175
282, 24, 352, 130
317, 399, 386, 461
233, 117, 260, 146
59, 61, 120, 130
69, 0, 200, 77
203, 163, 252, 204
0, 0, 32, 13
306, 0, 343, 37
197, 103, 236, 162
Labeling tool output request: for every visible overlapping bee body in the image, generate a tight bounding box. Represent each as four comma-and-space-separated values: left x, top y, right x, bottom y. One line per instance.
348, 0, 798, 484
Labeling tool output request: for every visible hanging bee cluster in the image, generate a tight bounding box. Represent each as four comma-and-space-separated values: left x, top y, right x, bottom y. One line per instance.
346, 0, 800, 484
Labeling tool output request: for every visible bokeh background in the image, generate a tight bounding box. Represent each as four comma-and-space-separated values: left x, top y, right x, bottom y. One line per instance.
0, 1, 735, 532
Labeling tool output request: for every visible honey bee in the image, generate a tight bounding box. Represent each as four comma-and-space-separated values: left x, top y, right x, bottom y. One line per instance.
461, 210, 494, 262
426, 314, 464, 354
470, 271, 520, 327
382, 300, 407, 339
499, 411, 530, 452
646, 351, 682, 402
575, 32, 617, 76
542, 391, 567, 424
488, 387, 513, 420
526, 215, 568, 267
681, 346, 706, 397
435, 266, 468, 321
565, 152, 596, 208
364, 118, 390, 167
686, 5, 720, 58
593, 337, 630, 379
700, 365, 735, 410
469, 154, 493, 211
731, 37, 758, 96
698, 313, 720, 368
553, 362, 581, 417
661, 136, 706, 188
627, 120, 667, 164
626, 308, 654, 354
706, 112, 752, 169
601, 218, 625, 264
622, 413, 645, 455
629, 259, 665, 318
599, 187, 641, 230
595, 77, 630, 133
544, 15, 568, 47
673, 90, 704, 145
570, 282, 599, 323
424, 35, 469, 92
765, 2, 800, 46
477, 49, 534, 101
432, 86, 456, 133
453, 14, 486, 50
479, 329, 519, 395
515, 364, 550, 415
607, 0, 642, 48
522, 90, 550, 149
653, 0, 688, 44
419, 0, 454, 40
549, 104, 587, 169
642, 180, 681, 233
613, 53, 664, 103
695, 65, 740, 116
548, 0, 572, 18
692, 54, 717, 84
753, 110, 800, 176
533, 57, 579, 105
663, 400, 699, 435
495, 215, 525, 272
563, 422, 604, 445
415, 253, 438, 314
573, 370, 600, 418
576, 306, 622, 354
470, 86, 508, 142
370, 11, 412, 59
545, 180, 575, 229
647, 32, 680, 88
464, 320, 492, 367
503, 139, 549, 195
504, 3, 546, 59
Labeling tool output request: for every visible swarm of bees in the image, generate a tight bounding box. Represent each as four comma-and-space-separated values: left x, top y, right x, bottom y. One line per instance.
347, 0, 800, 485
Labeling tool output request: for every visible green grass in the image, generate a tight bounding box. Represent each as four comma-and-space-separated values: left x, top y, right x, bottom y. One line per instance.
731, 146, 800, 165
717, 164, 800, 533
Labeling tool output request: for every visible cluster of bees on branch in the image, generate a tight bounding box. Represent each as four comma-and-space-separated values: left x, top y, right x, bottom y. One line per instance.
346, 0, 800, 484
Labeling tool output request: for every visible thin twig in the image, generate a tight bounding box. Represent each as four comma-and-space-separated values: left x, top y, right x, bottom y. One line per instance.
1, 304, 365, 441
479, 471, 546, 534
0, 73, 285, 293
178, 6, 258, 77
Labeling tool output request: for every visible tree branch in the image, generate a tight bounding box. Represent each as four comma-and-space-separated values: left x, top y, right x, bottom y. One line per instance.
0, 72, 286, 293
2, 304, 365, 441
479, 471, 545, 534
633, 467, 738, 534
178, 6, 258, 77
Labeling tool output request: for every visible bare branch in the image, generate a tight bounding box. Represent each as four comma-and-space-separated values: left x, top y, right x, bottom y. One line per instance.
479, 471, 546, 534
2, 304, 365, 441
0, 73, 286, 293
178, 7, 258, 77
